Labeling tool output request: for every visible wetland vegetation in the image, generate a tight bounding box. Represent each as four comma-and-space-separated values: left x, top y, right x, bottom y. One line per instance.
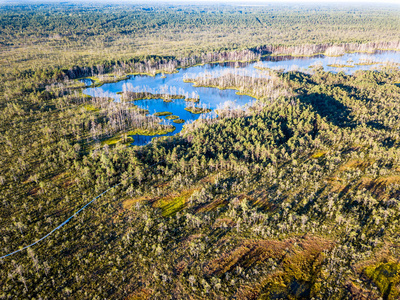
1, 2, 400, 299
83, 50, 400, 145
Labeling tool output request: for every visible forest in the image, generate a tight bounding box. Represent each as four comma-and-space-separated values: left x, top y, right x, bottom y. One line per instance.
1, 2, 400, 299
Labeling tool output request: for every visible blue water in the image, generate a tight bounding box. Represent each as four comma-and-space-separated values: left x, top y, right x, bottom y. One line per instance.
256, 50, 400, 74
82, 50, 400, 146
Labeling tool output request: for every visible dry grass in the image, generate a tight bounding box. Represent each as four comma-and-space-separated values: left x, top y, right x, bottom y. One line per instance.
242, 192, 275, 210
152, 189, 196, 217
358, 175, 400, 200
196, 197, 228, 213
212, 218, 236, 229
205, 235, 334, 299
338, 159, 372, 172
127, 288, 152, 300
51, 171, 68, 182
28, 187, 41, 196
375, 175, 400, 186
123, 196, 151, 210
345, 281, 380, 300
205, 235, 333, 276
326, 176, 347, 193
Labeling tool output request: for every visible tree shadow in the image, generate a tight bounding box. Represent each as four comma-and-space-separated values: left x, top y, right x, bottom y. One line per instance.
333, 83, 364, 102
298, 92, 390, 132
297, 93, 354, 128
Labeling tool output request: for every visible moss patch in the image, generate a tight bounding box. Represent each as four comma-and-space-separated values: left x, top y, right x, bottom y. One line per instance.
166, 115, 179, 120
254, 66, 285, 73
153, 111, 172, 117
364, 262, 400, 299
84, 104, 100, 112
311, 151, 327, 159
101, 135, 134, 146
327, 64, 355, 68
173, 119, 185, 124
127, 125, 175, 136
85, 75, 129, 87
153, 190, 194, 217
121, 91, 185, 102
355, 62, 381, 66
185, 97, 200, 103
185, 107, 212, 114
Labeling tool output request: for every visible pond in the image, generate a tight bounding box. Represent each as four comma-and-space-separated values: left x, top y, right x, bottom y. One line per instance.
82, 50, 400, 146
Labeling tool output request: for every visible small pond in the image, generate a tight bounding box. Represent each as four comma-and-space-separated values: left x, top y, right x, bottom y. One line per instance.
82, 50, 400, 146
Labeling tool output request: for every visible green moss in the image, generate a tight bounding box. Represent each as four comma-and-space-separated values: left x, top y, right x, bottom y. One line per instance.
355, 62, 381, 66
121, 92, 185, 102
264, 52, 325, 58
186, 58, 260, 69
159, 195, 186, 217
327, 64, 355, 68
70, 79, 86, 88
185, 107, 212, 114
312, 151, 327, 159
127, 69, 178, 77
155, 190, 194, 217
183, 79, 220, 89
153, 111, 172, 117
173, 119, 185, 124
86, 75, 129, 86
102, 137, 120, 146
264, 49, 395, 58
183, 79, 260, 100
127, 125, 175, 136
235, 91, 259, 99
84, 104, 100, 112
254, 66, 285, 73
95, 125, 175, 147
364, 262, 400, 299
86, 76, 101, 83
324, 54, 345, 58
121, 92, 159, 101
166, 115, 179, 120
78, 90, 92, 98
101, 135, 134, 146
183, 79, 196, 84
185, 97, 200, 103
128, 106, 149, 115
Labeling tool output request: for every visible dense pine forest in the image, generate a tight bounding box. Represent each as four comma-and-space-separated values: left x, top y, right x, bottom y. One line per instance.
1, 2, 400, 299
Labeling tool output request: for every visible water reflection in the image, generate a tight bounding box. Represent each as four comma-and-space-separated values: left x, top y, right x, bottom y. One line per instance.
82, 51, 400, 145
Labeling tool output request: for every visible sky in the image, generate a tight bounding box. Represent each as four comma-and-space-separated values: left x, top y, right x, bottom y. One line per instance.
156, 0, 400, 3
1, 0, 399, 3
171, 0, 399, 2
89, 0, 400, 3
